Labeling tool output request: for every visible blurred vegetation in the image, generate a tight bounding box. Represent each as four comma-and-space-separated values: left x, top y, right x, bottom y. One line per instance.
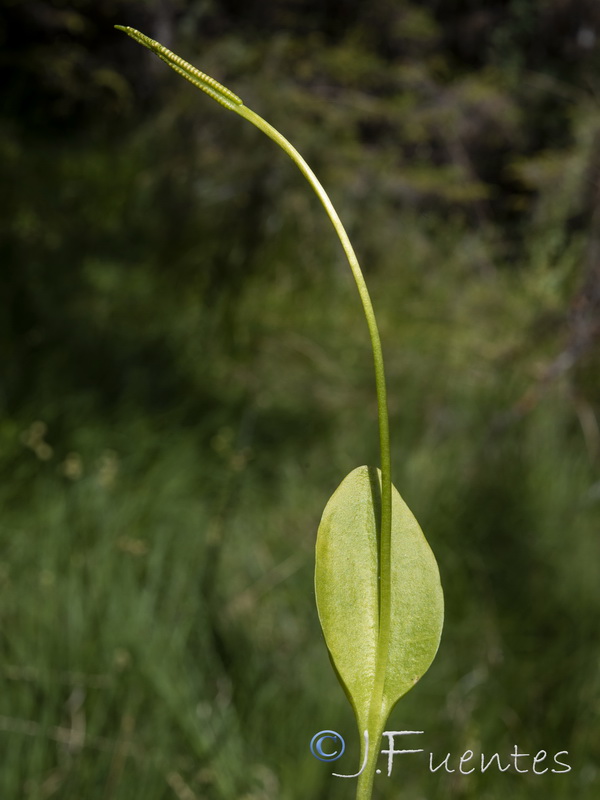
1, 1, 600, 798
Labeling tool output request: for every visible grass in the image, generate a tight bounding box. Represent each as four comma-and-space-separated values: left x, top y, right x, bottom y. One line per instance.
1, 210, 599, 799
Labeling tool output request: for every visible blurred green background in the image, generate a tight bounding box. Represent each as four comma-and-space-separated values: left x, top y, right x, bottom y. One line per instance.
1, 1, 600, 798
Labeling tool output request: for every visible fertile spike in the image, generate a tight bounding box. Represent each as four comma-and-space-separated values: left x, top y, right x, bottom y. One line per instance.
114, 25, 243, 110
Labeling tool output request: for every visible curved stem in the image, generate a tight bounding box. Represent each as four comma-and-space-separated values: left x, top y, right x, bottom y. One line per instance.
236, 106, 392, 564
235, 109, 394, 759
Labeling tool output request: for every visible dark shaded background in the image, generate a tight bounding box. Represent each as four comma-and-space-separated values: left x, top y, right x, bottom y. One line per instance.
1, 1, 600, 798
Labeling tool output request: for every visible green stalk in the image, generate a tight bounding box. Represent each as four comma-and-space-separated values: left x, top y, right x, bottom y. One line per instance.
115, 27, 393, 799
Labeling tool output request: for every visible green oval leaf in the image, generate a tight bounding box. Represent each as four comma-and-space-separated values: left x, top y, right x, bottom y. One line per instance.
315, 466, 444, 734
